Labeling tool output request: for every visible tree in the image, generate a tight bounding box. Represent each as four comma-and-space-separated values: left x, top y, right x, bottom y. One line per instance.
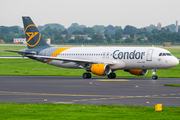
107, 25, 114, 30
92, 34, 105, 43
141, 34, 145, 39
130, 33, 134, 39
151, 29, 159, 34
165, 24, 176, 31
54, 33, 63, 41
61, 29, 69, 34
83, 27, 95, 34
72, 30, 85, 35
0, 33, 5, 39
68, 23, 86, 33
104, 33, 112, 43
115, 30, 123, 39
93, 25, 105, 34
136, 28, 151, 38
124, 38, 134, 43
123, 25, 137, 35
114, 26, 123, 33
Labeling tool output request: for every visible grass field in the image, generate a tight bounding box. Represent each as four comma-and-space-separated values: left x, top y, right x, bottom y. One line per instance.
1, 44, 180, 58
0, 103, 180, 120
164, 84, 180, 87
0, 58, 180, 77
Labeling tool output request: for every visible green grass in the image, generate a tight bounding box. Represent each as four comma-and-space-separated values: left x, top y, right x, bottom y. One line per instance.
0, 45, 27, 56
0, 103, 180, 120
164, 84, 180, 87
0, 58, 180, 78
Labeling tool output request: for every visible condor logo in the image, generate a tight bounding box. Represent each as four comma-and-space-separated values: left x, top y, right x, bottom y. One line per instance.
113, 50, 145, 59
25, 24, 41, 47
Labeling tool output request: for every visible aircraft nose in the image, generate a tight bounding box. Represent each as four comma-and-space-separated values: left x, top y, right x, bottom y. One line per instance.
173, 57, 179, 67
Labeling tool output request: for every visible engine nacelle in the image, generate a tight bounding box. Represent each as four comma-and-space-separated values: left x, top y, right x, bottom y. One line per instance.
124, 69, 148, 76
91, 64, 111, 76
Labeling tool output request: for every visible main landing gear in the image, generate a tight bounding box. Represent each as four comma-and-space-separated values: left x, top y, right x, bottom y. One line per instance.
83, 72, 91, 79
107, 71, 116, 79
152, 69, 158, 80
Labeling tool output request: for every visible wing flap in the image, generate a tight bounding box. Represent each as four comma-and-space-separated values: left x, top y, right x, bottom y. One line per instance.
30, 55, 114, 65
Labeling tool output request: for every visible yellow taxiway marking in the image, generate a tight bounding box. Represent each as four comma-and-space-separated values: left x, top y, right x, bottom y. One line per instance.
151, 97, 180, 98
126, 96, 134, 98
81, 99, 88, 101
162, 94, 168, 96
97, 79, 130, 81
0, 91, 120, 98
118, 96, 124, 98
1, 91, 180, 102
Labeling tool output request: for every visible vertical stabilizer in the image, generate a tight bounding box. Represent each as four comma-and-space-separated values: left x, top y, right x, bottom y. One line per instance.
22, 16, 50, 49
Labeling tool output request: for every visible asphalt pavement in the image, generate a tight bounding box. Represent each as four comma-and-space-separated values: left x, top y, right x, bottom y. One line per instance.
0, 76, 180, 107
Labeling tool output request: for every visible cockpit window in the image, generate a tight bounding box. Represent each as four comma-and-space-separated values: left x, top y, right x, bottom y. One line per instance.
162, 53, 166, 56
159, 53, 172, 56
166, 53, 172, 56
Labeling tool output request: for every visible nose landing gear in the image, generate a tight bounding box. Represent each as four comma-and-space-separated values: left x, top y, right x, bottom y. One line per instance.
152, 69, 158, 80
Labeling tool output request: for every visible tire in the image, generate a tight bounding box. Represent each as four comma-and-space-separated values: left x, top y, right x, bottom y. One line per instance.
83, 73, 91, 79
83, 73, 87, 79
87, 73, 91, 78
152, 75, 158, 80
108, 73, 116, 79
108, 73, 112, 78
112, 73, 116, 78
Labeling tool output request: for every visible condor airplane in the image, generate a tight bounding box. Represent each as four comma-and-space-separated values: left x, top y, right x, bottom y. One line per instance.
6, 17, 179, 80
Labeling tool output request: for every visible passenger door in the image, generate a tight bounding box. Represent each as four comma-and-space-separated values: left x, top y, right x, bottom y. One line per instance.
146, 49, 153, 61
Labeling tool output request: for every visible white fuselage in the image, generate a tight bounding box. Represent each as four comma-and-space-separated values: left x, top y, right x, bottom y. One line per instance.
38, 47, 179, 70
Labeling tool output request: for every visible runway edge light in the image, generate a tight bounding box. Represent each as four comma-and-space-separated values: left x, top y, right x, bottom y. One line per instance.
155, 104, 162, 111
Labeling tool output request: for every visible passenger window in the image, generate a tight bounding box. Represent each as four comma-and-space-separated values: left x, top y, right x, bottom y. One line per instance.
159, 53, 162, 56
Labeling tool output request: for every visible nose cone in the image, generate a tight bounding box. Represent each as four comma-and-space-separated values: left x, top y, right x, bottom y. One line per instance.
172, 57, 179, 67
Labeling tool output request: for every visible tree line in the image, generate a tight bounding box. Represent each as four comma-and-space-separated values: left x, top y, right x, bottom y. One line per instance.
0, 23, 180, 44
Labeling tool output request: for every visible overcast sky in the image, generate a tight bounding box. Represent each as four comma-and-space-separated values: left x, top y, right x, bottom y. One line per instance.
0, 0, 180, 29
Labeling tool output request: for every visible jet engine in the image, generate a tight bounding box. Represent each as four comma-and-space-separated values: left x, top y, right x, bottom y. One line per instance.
124, 69, 148, 76
91, 64, 111, 76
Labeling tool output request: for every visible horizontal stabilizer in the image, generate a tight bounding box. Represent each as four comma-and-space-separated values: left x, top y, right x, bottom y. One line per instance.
3, 50, 36, 55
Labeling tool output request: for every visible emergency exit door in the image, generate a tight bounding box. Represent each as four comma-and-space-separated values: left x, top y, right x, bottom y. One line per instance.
146, 49, 153, 61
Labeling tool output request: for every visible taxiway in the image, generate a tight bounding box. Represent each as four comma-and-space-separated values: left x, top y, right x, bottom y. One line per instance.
0, 76, 179, 106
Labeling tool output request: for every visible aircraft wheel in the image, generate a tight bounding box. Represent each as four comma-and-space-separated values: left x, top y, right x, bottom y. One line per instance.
152, 75, 158, 80
83, 73, 91, 79
112, 73, 116, 78
83, 73, 88, 79
87, 73, 91, 78
108, 73, 112, 79
108, 73, 116, 79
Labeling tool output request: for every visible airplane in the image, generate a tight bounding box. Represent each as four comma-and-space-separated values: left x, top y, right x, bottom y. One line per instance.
5, 16, 179, 80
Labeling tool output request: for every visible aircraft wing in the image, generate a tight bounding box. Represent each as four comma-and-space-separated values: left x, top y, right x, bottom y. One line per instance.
30, 55, 114, 65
